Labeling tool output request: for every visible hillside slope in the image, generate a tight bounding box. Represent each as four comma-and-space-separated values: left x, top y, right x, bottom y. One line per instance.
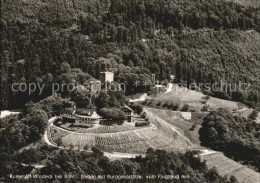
200, 152, 260, 183
50, 108, 193, 153
1, 0, 260, 109
155, 84, 241, 111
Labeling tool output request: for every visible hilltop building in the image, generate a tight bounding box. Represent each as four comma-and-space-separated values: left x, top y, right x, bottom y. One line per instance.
121, 105, 133, 122
61, 108, 100, 127
60, 108, 76, 123
99, 71, 114, 83
170, 75, 176, 82
60, 105, 134, 126
74, 108, 100, 127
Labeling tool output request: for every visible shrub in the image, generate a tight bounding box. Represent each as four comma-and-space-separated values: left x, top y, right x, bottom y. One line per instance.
99, 108, 127, 122
69, 144, 74, 150
189, 124, 196, 131
230, 175, 238, 183
168, 102, 174, 109
136, 105, 143, 114
248, 109, 258, 121
56, 137, 63, 147
130, 104, 143, 115
200, 100, 207, 104
202, 95, 210, 101
162, 102, 169, 108
84, 144, 89, 150
201, 106, 208, 112
190, 108, 196, 112
147, 100, 153, 105
140, 112, 147, 119
135, 121, 150, 127
171, 103, 180, 110
181, 104, 189, 112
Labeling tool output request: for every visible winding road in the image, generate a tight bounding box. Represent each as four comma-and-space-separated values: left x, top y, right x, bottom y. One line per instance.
43, 117, 144, 160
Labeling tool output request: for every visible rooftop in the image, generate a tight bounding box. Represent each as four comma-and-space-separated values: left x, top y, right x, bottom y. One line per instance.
100, 71, 114, 74
122, 105, 133, 111
62, 108, 75, 115
75, 108, 97, 116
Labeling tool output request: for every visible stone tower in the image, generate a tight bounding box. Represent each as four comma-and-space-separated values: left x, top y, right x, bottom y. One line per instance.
99, 72, 114, 83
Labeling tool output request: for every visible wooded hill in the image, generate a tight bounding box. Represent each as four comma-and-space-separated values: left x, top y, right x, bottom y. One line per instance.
1, 0, 260, 109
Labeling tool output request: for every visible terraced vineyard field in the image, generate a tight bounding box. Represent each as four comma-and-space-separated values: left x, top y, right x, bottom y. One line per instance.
200, 152, 260, 183
50, 109, 192, 153
145, 108, 207, 145
51, 124, 190, 153
75, 121, 149, 133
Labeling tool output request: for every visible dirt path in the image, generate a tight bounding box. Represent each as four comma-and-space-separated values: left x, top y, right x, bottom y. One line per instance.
129, 93, 147, 102
21, 163, 45, 169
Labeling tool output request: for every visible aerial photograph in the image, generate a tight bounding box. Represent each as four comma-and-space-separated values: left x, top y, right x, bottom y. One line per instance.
0, 0, 260, 182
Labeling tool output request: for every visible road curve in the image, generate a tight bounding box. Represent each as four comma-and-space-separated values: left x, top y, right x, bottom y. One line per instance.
44, 117, 144, 160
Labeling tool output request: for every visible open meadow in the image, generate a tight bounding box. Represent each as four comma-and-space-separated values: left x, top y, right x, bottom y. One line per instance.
155, 85, 240, 111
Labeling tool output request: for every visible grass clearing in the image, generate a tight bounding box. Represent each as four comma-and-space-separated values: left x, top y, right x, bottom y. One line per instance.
155, 85, 239, 111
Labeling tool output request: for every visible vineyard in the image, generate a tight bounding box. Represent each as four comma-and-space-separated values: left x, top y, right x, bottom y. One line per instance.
51, 124, 191, 153
70, 121, 149, 133
200, 152, 260, 183
48, 108, 260, 183
146, 108, 207, 145
50, 109, 192, 153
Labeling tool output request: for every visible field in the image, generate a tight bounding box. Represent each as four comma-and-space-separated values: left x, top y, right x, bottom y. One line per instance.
59, 120, 149, 133
50, 108, 193, 153
145, 108, 207, 145
200, 152, 260, 183
154, 85, 240, 112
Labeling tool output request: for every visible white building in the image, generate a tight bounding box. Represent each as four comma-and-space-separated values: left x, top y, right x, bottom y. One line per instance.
61, 108, 100, 127
99, 71, 114, 83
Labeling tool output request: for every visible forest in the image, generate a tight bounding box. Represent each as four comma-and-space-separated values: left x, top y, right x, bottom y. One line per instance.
1, 1, 260, 181
1, 144, 237, 183
199, 109, 260, 171
1, 0, 260, 110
